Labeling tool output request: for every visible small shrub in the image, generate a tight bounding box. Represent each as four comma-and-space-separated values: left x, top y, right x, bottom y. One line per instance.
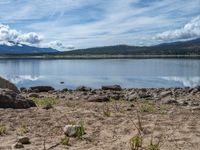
61, 136, 69, 145
149, 136, 160, 150
32, 97, 56, 106
0, 124, 6, 135
139, 101, 155, 112
130, 135, 143, 150
103, 105, 111, 117
16, 124, 29, 135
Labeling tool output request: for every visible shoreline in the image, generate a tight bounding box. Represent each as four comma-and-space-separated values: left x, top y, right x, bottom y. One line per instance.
1, 54, 200, 59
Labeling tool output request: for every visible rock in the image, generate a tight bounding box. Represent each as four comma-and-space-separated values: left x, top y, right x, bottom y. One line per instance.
88, 95, 109, 102
62, 88, 68, 92
42, 103, 53, 110
76, 86, 92, 91
20, 87, 27, 93
28, 93, 39, 98
127, 93, 138, 101
17, 136, 30, 144
163, 99, 178, 104
12, 142, 24, 149
0, 89, 36, 109
29, 86, 55, 92
63, 125, 82, 137
160, 91, 172, 98
190, 101, 199, 107
196, 85, 200, 91
102, 85, 122, 91
0, 76, 19, 93
60, 81, 64, 84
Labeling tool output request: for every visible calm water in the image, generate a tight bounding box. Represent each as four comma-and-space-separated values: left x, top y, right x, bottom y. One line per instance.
0, 59, 200, 89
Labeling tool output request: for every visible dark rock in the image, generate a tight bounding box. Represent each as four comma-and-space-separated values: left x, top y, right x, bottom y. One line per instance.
17, 136, 30, 144
12, 142, 24, 149
0, 76, 19, 93
20, 87, 27, 93
102, 85, 122, 91
62, 88, 68, 92
76, 86, 92, 91
42, 103, 53, 110
0, 89, 36, 109
29, 86, 55, 92
88, 95, 109, 102
60, 81, 64, 84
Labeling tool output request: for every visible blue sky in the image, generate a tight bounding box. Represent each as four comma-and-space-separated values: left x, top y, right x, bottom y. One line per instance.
0, 0, 200, 50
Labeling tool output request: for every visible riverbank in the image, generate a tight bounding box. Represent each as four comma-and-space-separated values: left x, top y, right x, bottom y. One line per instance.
1, 85, 200, 149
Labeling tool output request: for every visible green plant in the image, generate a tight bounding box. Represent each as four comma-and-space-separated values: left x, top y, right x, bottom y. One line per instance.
61, 136, 69, 145
130, 135, 143, 150
149, 136, 160, 150
76, 121, 85, 138
0, 124, 6, 135
103, 104, 111, 117
32, 97, 56, 106
139, 101, 155, 112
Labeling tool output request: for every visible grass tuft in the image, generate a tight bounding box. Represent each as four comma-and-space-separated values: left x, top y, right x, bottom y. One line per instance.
0, 124, 6, 136
32, 97, 56, 106
130, 135, 143, 150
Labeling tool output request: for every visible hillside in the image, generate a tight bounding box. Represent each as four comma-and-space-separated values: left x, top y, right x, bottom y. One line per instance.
0, 42, 58, 54
61, 38, 200, 55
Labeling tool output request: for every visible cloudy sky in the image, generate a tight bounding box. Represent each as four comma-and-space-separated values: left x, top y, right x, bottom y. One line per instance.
0, 0, 200, 50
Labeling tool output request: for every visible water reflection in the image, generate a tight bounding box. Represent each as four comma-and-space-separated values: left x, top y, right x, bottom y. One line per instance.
0, 59, 200, 89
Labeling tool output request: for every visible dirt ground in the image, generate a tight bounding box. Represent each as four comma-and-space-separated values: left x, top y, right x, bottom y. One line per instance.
1, 91, 200, 150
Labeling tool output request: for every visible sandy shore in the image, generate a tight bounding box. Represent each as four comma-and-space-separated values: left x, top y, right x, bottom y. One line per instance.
1, 87, 200, 150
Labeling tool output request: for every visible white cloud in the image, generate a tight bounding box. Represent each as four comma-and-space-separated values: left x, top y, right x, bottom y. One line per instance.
155, 16, 200, 41
46, 41, 75, 50
0, 24, 42, 45
0, 24, 72, 50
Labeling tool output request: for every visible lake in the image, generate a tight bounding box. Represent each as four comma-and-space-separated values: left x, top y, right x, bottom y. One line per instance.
0, 59, 200, 89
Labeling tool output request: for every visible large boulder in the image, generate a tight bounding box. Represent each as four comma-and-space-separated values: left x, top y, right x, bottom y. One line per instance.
0, 76, 19, 93
102, 85, 122, 91
29, 86, 55, 92
0, 89, 36, 109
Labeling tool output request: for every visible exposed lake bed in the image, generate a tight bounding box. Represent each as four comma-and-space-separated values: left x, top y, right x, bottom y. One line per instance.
1, 84, 200, 149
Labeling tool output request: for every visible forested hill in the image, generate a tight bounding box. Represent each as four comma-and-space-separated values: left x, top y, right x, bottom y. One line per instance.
60, 38, 200, 55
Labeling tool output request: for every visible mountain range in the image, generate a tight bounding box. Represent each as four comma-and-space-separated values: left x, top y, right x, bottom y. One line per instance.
0, 38, 200, 56
0, 42, 57, 54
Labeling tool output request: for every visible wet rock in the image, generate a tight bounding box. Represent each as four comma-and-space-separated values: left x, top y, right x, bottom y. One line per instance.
17, 136, 30, 144
12, 142, 24, 149
0, 76, 19, 93
102, 85, 122, 91
29, 86, 55, 93
76, 86, 92, 91
0, 89, 36, 109
28, 93, 39, 98
88, 95, 109, 102
63, 125, 82, 137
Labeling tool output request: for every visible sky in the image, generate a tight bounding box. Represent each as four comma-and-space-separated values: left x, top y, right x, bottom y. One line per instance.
0, 0, 200, 51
